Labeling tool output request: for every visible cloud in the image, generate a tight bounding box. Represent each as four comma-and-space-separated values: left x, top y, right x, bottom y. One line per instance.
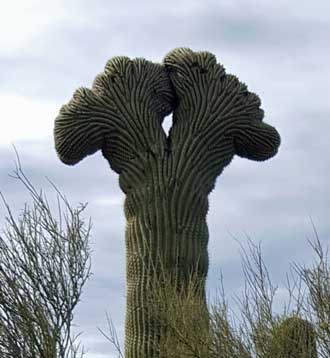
0, 1, 70, 54
1, 0, 329, 105
0, 94, 59, 145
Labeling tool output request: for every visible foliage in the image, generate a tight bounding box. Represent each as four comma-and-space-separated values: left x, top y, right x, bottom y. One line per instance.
0, 158, 92, 358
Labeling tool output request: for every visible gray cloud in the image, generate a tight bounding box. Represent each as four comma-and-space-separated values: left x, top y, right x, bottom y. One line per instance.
1, 0, 329, 104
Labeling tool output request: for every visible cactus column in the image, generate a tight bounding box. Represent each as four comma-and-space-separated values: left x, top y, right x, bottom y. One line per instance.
54, 48, 281, 358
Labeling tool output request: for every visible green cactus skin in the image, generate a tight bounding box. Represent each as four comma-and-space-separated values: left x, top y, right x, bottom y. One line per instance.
54, 48, 280, 358
267, 316, 318, 358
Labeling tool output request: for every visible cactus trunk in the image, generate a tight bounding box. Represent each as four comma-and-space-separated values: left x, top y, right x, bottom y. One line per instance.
123, 143, 210, 357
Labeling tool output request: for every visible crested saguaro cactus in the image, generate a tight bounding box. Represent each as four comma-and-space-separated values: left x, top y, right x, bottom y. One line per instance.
54, 48, 281, 358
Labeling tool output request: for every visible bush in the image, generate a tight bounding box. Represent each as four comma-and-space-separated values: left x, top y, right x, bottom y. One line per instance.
0, 158, 92, 358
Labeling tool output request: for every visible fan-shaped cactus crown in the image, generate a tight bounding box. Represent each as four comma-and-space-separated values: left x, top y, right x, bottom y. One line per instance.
54, 48, 280, 172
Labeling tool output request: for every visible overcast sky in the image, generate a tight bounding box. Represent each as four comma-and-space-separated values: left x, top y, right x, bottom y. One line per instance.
0, 1, 329, 357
